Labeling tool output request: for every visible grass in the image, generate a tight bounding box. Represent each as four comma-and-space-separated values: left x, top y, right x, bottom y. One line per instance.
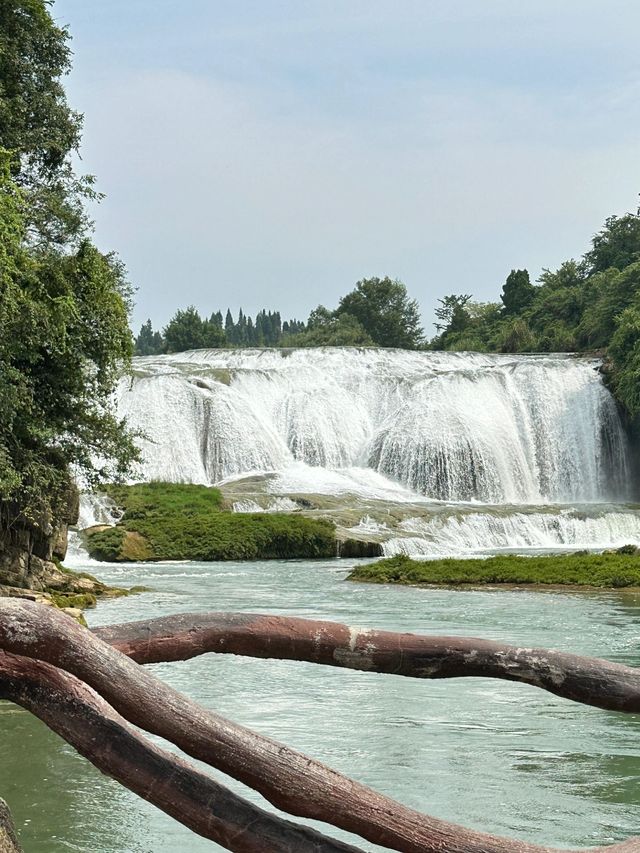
84, 482, 337, 562
348, 550, 640, 589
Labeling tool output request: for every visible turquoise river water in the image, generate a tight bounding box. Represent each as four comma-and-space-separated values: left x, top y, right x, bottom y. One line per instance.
2, 556, 640, 851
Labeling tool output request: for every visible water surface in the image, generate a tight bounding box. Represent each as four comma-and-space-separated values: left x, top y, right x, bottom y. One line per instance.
3, 557, 640, 851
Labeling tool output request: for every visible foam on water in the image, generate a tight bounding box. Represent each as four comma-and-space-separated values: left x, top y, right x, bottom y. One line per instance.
382, 508, 640, 556
117, 348, 631, 504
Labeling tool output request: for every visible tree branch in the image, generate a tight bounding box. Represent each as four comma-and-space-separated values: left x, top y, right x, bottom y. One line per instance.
94, 611, 640, 713
3, 601, 640, 853
0, 650, 363, 853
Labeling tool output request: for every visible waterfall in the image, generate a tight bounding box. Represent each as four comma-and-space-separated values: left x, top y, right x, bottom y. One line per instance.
380, 508, 640, 557
116, 348, 631, 505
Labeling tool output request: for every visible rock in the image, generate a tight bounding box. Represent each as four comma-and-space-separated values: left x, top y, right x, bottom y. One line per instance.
337, 538, 384, 558
0, 484, 79, 591
0, 799, 22, 853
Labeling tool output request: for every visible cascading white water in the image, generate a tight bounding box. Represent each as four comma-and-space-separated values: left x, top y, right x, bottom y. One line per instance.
67, 492, 123, 565
117, 348, 631, 504
379, 508, 640, 556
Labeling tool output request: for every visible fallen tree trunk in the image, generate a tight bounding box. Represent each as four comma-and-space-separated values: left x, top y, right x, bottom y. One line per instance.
93, 611, 640, 713
0, 651, 364, 853
0, 799, 22, 853
2, 600, 640, 853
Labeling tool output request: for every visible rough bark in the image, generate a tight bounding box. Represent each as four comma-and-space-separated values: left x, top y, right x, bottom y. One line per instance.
94, 611, 640, 713
0, 651, 363, 853
2, 600, 640, 853
0, 799, 22, 853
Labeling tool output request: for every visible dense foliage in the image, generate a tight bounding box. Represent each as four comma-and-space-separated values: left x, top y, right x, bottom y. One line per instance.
138, 276, 424, 353
134, 307, 305, 354
350, 549, 640, 588
0, 1, 136, 525
431, 208, 640, 415
84, 483, 337, 561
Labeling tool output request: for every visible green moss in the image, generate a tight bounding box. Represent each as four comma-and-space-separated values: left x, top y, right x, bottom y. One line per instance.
50, 591, 97, 609
103, 481, 225, 519
348, 550, 640, 589
86, 482, 337, 562
83, 526, 127, 562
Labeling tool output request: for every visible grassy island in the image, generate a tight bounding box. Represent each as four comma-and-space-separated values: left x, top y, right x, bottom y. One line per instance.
348, 550, 640, 589
83, 482, 339, 562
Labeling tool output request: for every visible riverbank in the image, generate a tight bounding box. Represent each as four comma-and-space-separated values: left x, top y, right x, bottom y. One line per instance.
348, 549, 640, 588
0, 562, 140, 624
82, 482, 381, 562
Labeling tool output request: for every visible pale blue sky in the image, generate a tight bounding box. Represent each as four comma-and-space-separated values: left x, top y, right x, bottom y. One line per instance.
54, 1, 640, 334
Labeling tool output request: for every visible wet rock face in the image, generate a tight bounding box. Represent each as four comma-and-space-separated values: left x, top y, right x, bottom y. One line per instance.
0, 485, 79, 592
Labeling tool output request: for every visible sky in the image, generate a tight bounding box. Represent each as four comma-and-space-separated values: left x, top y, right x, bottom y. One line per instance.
53, 0, 640, 335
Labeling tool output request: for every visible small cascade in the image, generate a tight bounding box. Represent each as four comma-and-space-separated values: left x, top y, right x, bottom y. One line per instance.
66, 492, 123, 565
381, 509, 640, 557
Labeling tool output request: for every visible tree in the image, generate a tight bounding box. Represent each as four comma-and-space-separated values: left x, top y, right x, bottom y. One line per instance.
337, 277, 424, 348
608, 298, 640, 415
282, 311, 373, 347
433, 294, 472, 333
224, 308, 235, 343
0, 1, 98, 247
500, 269, 535, 315
134, 319, 164, 355
163, 306, 225, 353
0, 1, 138, 531
584, 209, 640, 275
0, 151, 136, 521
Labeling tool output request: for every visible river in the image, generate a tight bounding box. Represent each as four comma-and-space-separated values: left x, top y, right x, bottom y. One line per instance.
3, 556, 640, 852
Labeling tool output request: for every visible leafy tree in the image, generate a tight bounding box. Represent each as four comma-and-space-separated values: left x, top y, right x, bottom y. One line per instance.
163, 306, 225, 353
337, 277, 424, 348
608, 299, 640, 415
307, 305, 333, 328
577, 263, 640, 349
500, 269, 535, 315
433, 294, 472, 333
0, 152, 137, 521
426, 202, 640, 415
134, 319, 164, 355
585, 210, 640, 274
0, 1, 139, 529
0, 1, 98, 247
282, 312, 373, 347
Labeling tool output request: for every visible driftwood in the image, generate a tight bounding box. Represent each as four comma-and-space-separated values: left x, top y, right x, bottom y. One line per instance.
0, 651, 363, 853
94, 611, 640, 713
0, 799, 22, 853
2, 599, 640, 853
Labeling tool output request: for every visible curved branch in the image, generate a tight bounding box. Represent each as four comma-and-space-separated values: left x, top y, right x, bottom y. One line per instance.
0, 651, 364, 853
2, 601, 639, 853
94, 611, 640, 713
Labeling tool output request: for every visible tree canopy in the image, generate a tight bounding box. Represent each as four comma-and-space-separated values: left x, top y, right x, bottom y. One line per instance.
336, 277, 424, 348
0, 1, 136, 524
429, 204, 640, 416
